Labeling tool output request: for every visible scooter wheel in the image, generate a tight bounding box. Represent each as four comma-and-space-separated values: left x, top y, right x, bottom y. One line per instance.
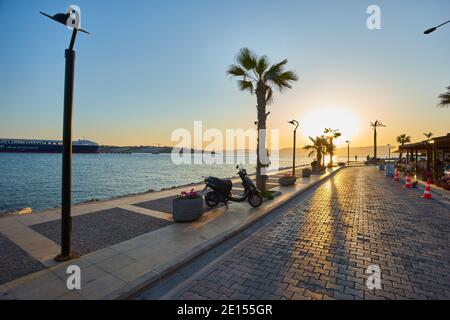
248, 193, 263, 208
205, 191, 220, 207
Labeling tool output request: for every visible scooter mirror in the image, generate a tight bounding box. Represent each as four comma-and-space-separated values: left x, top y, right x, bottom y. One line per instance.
236, 165, 239, 169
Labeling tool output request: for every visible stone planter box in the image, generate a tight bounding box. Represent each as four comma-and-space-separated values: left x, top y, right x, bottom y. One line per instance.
312, 169, 326, 175
172, 197, 203, 222
279, 176, 297, 186
302, 169, 312, 178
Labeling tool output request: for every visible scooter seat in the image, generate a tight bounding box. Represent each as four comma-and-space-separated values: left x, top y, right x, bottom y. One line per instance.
207, 177, 233, 192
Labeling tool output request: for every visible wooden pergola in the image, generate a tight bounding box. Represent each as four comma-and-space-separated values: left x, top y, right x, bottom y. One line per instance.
397, 133, 450, 175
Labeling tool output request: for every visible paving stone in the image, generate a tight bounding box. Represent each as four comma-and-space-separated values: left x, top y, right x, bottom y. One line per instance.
0, 233, 45, 285
145, 167, 450, 300
30, 208, 171, 255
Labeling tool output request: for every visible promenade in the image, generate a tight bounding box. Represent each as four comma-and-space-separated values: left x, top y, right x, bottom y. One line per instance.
0, 166, 341, 299
140, 166, 450, 300
1, 166, 449, 300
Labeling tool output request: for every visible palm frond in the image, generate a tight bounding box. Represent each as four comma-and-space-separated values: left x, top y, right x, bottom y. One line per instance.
370, 120, 386, 128
396, 134, 411, 145
269, 71, 298, 91
227, 64, 246, 77
264, 59, 288, 80
438, 86, 450, 107
236, 48, 257, 72
238, 80, 253, 93
256, 56, 270, 79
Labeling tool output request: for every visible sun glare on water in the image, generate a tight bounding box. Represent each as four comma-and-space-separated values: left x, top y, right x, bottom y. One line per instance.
300, 107, 360, 145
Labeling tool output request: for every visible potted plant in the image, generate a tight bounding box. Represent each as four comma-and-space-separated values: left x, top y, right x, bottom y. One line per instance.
302, 168, 312, 178
172, 189, 203, 222
310, 161, 325, 175
279, 174, 297, 186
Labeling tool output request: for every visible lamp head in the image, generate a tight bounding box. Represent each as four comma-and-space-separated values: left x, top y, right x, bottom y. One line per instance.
40, 12, 69, 25
40, 6, 89, 34
424, 27, 436, 35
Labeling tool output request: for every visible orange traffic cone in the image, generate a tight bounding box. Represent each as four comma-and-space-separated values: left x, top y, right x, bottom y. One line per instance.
393, 169, 400, 182
404, 175, 411, 189
422, 180, 433, 199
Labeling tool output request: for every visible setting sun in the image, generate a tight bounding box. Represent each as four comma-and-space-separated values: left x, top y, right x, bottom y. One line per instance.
300, 107, 360, 145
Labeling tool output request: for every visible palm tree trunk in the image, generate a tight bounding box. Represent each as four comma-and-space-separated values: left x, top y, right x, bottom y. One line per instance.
256, 86, 268, 192
374, 129, 377, 159
329, 138, 333, 167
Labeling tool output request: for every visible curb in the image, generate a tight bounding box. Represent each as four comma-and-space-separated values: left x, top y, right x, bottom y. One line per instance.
115, 167, 345, 299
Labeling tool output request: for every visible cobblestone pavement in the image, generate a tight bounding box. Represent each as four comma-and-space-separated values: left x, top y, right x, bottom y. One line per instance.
166, 167, 450, 300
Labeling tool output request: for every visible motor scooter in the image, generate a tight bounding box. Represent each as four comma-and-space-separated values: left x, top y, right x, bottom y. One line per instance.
202, 165, 263, 208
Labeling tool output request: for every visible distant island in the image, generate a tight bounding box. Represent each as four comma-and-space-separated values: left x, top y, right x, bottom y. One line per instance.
98, 145, 215, 155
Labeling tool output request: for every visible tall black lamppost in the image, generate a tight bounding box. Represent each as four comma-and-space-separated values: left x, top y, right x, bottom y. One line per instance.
387, 144, 391, 162
424, 20, 449, 34
288, 120, 299, 176
41, 7, 89, 261
346, 140, 350, 165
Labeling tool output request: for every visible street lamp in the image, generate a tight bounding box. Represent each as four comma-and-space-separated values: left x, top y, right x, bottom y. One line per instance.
288, 120, 299, 176
424, 20, 449, 34
387, 144, 391, 162
345, 140, 350, 165
41, 6, 89, 261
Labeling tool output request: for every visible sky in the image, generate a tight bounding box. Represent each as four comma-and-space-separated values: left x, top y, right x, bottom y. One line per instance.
0, 0, 449, 149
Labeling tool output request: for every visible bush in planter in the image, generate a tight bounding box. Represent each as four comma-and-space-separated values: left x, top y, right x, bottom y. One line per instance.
302, 168, 312, 178
172, 189, 204, 222
279, 174, 297, 186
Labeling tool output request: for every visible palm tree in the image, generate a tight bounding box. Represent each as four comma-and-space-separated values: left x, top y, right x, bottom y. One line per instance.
303, 136, 327, 168
438, 85, 450, 107
323, 128, 341, 168
423, 132, 434, 141
227, 48, 298, 191
370, 120, 386, 160
396, 134, 411, 160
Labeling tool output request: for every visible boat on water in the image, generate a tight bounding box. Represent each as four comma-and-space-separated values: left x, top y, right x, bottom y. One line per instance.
0, 138, 99, 154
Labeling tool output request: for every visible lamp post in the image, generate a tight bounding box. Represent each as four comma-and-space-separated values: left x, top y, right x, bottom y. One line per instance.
387, 144, 391, 162
41, 6, 89, 261
288, 120, 299, 177
345, 140, 350, 165
424, 20, 450, 34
